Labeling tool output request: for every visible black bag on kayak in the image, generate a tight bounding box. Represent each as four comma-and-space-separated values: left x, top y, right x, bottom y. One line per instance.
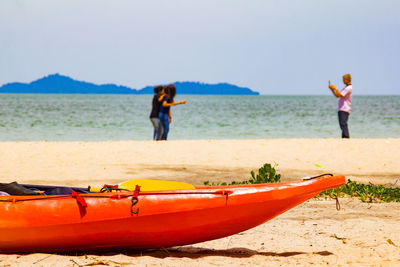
44, 187, 90, 195
0, 181, 40, 196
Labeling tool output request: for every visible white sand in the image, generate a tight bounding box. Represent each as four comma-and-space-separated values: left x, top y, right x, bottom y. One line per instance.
0, 139, 399, 266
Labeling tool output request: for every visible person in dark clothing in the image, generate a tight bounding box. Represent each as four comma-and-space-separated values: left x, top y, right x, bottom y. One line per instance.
149, 86, 164, 140
158, 84, 186, 140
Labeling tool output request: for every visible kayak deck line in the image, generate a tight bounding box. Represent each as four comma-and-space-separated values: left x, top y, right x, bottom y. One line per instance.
0, 174, 341, 203
0, 190, 233, 202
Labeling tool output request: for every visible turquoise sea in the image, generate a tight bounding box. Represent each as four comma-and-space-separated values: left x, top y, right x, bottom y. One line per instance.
0, 94, 399, 141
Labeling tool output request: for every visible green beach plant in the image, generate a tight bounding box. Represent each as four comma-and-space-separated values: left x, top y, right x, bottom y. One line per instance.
317, 179, 400, 203
203, 163, 281, 186
249, 163, 281, 183
204, 163, 400, 203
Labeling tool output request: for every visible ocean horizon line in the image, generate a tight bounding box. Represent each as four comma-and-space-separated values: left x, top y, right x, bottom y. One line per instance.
0, 92, 399, 96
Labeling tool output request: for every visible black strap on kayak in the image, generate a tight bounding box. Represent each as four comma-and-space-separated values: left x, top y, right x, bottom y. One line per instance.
301, 174, 341, 210
302, 173, 333, 180
334, 188, 341, 211
100, 184, 130, 193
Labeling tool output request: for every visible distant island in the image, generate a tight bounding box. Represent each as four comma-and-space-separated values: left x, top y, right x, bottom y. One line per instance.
0, 74, 259, 95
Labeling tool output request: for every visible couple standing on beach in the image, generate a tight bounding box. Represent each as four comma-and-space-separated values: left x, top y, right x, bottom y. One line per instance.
149, 84, 186, 141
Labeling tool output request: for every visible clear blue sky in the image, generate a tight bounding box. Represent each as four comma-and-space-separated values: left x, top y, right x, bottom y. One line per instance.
1, 0, 399, 95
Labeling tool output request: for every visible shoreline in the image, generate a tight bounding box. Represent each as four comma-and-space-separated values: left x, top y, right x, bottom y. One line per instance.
2, 137, 400, 142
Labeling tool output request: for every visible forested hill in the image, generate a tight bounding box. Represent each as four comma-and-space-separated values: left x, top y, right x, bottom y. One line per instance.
0, 74, 259, 95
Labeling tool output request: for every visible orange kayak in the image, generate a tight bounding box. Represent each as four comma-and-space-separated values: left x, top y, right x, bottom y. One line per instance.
0, 175, 345, 253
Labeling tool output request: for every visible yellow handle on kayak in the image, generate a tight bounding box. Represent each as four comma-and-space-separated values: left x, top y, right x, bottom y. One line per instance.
90, 179, 195, 192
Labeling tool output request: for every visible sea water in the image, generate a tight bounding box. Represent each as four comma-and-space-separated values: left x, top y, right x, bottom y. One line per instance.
0, 94, 399, 141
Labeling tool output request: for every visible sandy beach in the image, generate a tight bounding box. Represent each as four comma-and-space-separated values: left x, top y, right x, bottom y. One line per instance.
0, 139, 399, 266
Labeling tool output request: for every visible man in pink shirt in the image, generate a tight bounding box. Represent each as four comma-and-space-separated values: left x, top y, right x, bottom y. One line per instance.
328, 74, 352, 138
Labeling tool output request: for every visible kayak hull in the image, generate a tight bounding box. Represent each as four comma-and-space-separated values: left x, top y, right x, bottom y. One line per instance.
0, 176, 345, 253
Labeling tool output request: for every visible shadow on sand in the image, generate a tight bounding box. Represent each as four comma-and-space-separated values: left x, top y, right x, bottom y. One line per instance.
58, 246, 333, 259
